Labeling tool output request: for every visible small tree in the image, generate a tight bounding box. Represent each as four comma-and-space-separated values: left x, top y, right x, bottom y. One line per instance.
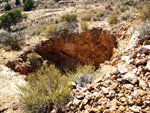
4, 3, 11, 11
15, 0, 20, 5
23, 0, 34, 11
0, 9, 22, 31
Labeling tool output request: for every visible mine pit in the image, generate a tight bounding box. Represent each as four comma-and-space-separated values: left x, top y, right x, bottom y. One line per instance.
6, 28, 116, 74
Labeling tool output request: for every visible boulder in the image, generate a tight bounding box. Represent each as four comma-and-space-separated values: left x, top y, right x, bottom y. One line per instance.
138, 45, 150, 54
123, 72, 138, 84
118, 64, 137, 74
135, 58, 147, 66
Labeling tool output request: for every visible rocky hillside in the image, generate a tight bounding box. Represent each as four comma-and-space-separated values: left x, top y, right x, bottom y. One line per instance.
0, 0, 150, 113
66, 45, 150, 113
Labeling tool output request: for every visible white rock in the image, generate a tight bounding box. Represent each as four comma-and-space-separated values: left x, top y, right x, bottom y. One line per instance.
123, 84, 134, 90
118, 64, 137, 74
129, 106, 141, 112
135, 58, 147, 66
139, 80, 147, 89
123, 72, 138, 84
138, 45, 150, 54
146, 61, 150, 70
101, 87, 109, 94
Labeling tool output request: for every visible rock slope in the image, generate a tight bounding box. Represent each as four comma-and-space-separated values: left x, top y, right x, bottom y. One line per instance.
65, 42, 150, 113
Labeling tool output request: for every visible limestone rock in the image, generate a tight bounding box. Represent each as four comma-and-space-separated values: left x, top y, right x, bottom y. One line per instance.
129, 106, 141, 112
94, 76, 103, 83
119, 106, 125, 112
138, 45, 150, 54
109, 99, 118, 106
144, 101, 150, 106
84, 104, 91, 111
135, 58, 147, 66
101, 87, 109, 94
118, 64, 136, 74
76, 94, 85, 100
97, 104, 105, 112
139, 80, 147, 89
123, 72, 138, 84
123, 84, 134, 90
146, 61, 150, 70
81, 99, 88, 105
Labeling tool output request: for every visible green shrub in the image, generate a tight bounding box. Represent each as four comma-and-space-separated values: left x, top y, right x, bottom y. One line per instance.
18, 64, 72, 113
0, 32, 23, 50
22, 13, 28, 19
122, 14, 130, 20
97, 11, 105, 18
60, 13, 77, 22
74, 64, 95, 75
141, 4, 150, 20
80, 21, 88, 31
3, 45, 11, 51
28, 52, 40, 62
35, 28, 43, 36
107, 13, 118, 24
4, 3, 11, 11
23, 0, 34, 11
119, 7, 126, 12
81, 14, 91, 21
35, 25, 46, 36
28, 52, 41, 70
135, 24, 150, 37
10, 38, 21, 50
105, 4, 111, 9
0, 9, 22, 31
45, 24, 56, 37
123, 0, 134, 6
93, 17, 100, 21
15, 0, 20, 5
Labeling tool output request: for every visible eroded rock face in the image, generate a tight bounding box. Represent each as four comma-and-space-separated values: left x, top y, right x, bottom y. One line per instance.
35, 29, 115, 66
6, 28, 116, 74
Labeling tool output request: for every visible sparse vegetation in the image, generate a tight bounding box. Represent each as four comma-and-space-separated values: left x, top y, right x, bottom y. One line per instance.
68, 64, 96, 87
18, 64, 72, 113
23, 0, 34, 11
97, 11, 105, 18
45, 24, 56, 37
80, 21, 88, 31
81, 14, 91, 21
0, 32, 23, 50
135, 24, 150, 37
122, 14, 130, 20
123, 0, 134, 6
3, 45, 11, 51
119, 7, 126, 12
108, 13, 118, 24
4, 3, 11, 11
0, 9, 22, 31
22, 13, 28, 19
60, 13, 77, 22
141, 4, 150, 20
28, 52, 41, 71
